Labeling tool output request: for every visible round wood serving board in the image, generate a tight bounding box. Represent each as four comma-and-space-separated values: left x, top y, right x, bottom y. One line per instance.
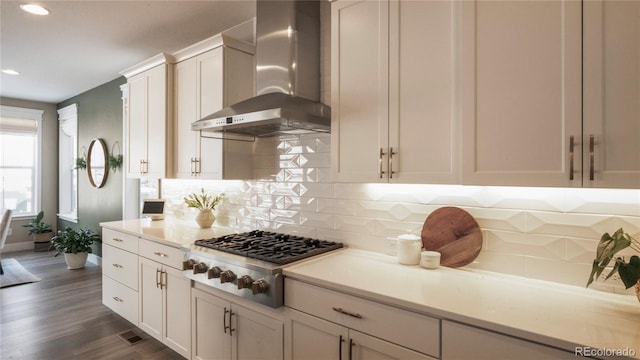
421, 207, 482, 268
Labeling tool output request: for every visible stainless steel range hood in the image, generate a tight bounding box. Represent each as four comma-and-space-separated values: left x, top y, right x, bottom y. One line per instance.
192, 0, 330, 137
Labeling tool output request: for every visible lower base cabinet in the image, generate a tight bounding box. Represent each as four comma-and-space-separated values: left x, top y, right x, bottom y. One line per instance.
441, 321, 576, 360
191, 286, 284, 360
139, 256, 191, 359
285, 308, 435, 360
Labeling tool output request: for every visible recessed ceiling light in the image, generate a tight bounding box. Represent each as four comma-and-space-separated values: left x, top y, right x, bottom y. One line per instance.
20, 4, 50, 16
2, 69, 20, 75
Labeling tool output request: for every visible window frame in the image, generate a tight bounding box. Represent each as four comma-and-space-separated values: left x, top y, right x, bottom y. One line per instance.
0, 105, 44, 219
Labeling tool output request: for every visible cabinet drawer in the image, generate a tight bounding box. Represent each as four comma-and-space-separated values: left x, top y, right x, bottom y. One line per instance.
285, 279, 440, 358
139, 238, 184, 269
103, 275, 138, 326
102, 244, 138, 290
102, 228, 139, 253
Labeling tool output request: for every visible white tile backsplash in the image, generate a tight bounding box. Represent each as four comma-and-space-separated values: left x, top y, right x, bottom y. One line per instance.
162, 133, 640, 294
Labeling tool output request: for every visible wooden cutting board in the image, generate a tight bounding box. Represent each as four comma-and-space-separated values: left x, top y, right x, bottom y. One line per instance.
421, 207, 482, 268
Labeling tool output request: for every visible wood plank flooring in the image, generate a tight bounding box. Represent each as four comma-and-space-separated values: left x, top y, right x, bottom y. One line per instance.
0, 250, 184, 360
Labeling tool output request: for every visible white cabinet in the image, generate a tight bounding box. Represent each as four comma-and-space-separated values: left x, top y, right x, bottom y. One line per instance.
101, 228, 139, 326
284, 279, 439, 359
286, 308, 435, 360
174, 41, 254, 180
123, 55, 174, 179
191, 286, 284, 360
583, 0, 640, 188
138, 240, 191, 359
441, 321, 576, 360
460, 0, 582, 187
331, 0, 459, 184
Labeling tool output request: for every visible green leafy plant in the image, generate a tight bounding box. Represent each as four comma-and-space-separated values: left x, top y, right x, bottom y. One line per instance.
50, 227, 99, 256
184, 188, 223, 211
22, 210, 52, 235
75, 157, 87, 169
586, 228, 640, 289
108, 154, 123, 171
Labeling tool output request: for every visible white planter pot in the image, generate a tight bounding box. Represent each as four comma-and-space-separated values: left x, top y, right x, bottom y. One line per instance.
64, 252, 88, 270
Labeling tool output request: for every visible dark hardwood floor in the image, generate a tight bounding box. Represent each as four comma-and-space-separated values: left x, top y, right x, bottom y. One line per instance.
0, 250, 184, 360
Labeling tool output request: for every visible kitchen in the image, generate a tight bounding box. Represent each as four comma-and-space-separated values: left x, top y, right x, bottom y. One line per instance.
1, 0, 639, 359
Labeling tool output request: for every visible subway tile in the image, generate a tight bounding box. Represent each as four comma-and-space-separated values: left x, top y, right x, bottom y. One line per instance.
299, 211, 336, 230
468, 208, 527, 232
317, 198, 356, 216
485, 230, 566, 260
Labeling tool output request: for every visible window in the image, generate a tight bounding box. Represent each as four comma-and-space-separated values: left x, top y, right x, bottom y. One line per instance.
58, 104, 78, 222
0, 105, 44, 216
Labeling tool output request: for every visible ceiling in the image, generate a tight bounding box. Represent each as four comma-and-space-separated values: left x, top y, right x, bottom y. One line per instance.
0, 0, 256, 104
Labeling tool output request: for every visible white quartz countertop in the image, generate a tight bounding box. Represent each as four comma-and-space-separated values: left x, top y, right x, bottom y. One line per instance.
283, 249, 640, 358
100, 218, 235, 248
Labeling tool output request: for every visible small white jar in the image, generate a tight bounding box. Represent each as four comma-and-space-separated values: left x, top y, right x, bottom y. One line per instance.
420, 251, 441, 269
397, 234, 422, 265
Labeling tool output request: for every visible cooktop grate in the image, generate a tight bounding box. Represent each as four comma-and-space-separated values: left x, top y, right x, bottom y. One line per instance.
194, 230, 343, 265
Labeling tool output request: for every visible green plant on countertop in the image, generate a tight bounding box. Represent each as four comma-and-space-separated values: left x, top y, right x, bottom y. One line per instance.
586, 228, 640, 289
184, 188, 224, 211
50, 227, 100, 256
21, 210, 52, 235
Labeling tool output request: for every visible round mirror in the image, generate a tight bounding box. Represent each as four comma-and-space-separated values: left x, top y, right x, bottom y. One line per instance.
87, 138, 108, 188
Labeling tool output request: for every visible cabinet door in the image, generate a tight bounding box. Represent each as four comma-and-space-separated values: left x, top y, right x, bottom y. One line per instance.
197, 48, 225, 179
191, 288, 231, 360
285, 309, 348, 360
175, 57, 199, 178
388, 0, 459, 184
232, 303, 284, 360
163, 265, 191, 359
145, 64, 169, 178
138, 257, 163, 341
350, 330, 435, 360
126, 72, 148, 178
441, 321, 575, 360
331, 0, 389, 183
583, 0, 640, 188
461, 0, 582, 187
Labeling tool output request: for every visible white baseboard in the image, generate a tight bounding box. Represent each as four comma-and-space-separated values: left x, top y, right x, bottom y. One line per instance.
88, 253, 102, 266
3, 242, 35, 253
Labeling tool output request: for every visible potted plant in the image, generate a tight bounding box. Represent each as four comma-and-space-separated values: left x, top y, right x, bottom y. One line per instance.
22, 210, 53, 251
586, 228, 640, 303
184, 188, 223, 228
50, 227, 100, 269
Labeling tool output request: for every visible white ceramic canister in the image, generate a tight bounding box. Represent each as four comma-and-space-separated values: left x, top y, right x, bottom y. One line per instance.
420, 251, 441, 269
397, 234, 422, 265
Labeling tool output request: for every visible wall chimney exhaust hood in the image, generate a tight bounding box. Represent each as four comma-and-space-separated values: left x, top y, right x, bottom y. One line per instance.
192, 0, 330, 137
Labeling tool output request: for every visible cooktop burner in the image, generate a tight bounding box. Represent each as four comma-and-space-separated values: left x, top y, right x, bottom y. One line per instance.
194, 230, 343, 265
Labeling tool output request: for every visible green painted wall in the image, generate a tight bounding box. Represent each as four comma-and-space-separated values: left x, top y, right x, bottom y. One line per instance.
58, 77, 126, 256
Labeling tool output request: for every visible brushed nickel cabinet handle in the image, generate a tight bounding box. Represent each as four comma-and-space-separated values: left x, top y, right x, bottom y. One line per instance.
223, 307, 230, 334
112, 263, 123, 269
112, 238, 123, 242
153, 251, 167, 258
332, 307, 363, 319
194, 158, 201, 175
589, 134, 595, 181
349, 338, 354, 360
379, 148, 386, 179
112, 296, 123, 302
155, 268, 161, 289
389, 147, 396, 179
569, 135, 574, 181
229, 310, 235, 336
339, 335, 345, 360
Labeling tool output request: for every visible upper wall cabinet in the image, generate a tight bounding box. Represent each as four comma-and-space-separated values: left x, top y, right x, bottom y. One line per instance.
460, 0, 582, 187
174, 36, 255, 180
331, 0, 460, 184
122, 54, 174, 179
583, 0, 640, 188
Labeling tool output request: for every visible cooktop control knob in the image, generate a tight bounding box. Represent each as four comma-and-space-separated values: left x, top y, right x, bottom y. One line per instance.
193, 262, 209, 274
183, 259, 197, 270
237, 275, 253, 290
208, 266, 222, 279
220, 270, 236, 283
251, 279, 269, 295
